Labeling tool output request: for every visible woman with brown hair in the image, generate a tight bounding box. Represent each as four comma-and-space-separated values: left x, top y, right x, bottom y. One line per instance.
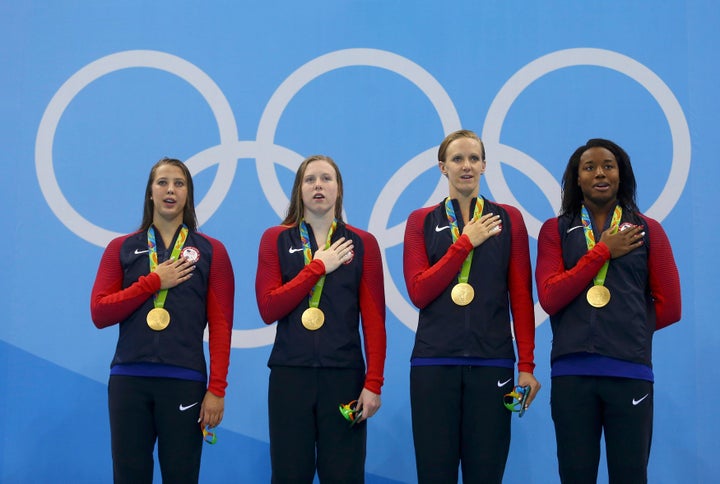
91, 157, 235, 483
255, 155, 386, 483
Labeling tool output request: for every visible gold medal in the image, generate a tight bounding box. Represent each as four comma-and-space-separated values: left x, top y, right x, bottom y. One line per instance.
586, 285, 611, 308
451, 282, 475, 306
301, 307, 325, 330
147, 307, 171, 331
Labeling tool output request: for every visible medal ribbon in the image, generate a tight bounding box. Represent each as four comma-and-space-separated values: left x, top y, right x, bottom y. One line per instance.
580, 204, 622, 286
444, 197, 484, 284
299, 219, 338, 309
147, 225, 189, 309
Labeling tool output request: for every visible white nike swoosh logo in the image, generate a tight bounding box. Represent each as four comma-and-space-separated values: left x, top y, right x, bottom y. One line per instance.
289, 247, 304, 253
566, 225, 583, 234
497, 378, 512, 387
134, 248, 149, 254
632, 394, 649, 406
179, 402, 199, 411
435, 225, 450, 232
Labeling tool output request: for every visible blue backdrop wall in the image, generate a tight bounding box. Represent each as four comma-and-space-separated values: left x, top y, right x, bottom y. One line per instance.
2, 1, 718, 482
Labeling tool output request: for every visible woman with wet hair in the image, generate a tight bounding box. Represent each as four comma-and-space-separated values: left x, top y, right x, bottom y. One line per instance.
404, 130, 540, 483
536, 138, 681, 483
91, 157, 235, 483
255, 155, 386, 483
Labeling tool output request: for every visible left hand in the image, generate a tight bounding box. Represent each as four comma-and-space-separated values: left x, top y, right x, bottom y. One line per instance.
517, 371, 541, 410
198, 391, 224, 429
355, 388, 381, 423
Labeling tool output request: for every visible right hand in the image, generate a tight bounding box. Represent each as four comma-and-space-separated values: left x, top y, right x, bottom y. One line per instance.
518, 371, 541, 410
462, 213, 502, 247
154, 257, 195, 289
313, 237, 354, 274
599, 224, 645, 259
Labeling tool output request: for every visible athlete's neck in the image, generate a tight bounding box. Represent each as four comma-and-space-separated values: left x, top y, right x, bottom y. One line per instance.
303, 210, 335, 247
153, 217, 183, 248
452, 192, 479, 224
583, 198, 617, 230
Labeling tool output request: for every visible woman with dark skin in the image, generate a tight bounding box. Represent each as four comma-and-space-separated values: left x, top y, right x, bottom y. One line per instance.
536, 139, 681, 483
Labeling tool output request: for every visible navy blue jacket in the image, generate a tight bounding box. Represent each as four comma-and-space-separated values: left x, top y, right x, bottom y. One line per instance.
551, 211, 654, 366
255, 222, 386, 393
91, 227, 235, 396
403, 198, 536, 372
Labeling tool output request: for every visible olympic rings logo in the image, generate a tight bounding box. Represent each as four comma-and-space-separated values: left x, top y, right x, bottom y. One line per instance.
35, 48, 690, 346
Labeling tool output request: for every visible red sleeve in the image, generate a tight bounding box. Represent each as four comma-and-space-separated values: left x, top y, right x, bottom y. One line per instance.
403, 207, 473, 309
502, 205, 536, 373
254, 225, 326, 324
90, 235, 161, 328
204, 236, 235, 397
535, 218, 611, 316
354, 228, 387, 394
640, 215, 682, 330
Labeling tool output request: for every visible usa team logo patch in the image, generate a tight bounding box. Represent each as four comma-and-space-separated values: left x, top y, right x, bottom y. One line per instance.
181, 246, 200, 263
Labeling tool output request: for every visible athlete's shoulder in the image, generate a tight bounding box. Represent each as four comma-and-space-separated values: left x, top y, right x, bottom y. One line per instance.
407, 204, 440, 229
344, 222, 372, 238
345, 223, 380, 247
540, 216, 560, 229
194, 231, 228, 252
493, 202, 523, 220
265, 224, 295, 236
538, 216, 561, 240
107, 230, 143, 249
259, 224, 294, 242
636, 212, 669, 245
636, 212, 661, 228
408, 204, 438, 219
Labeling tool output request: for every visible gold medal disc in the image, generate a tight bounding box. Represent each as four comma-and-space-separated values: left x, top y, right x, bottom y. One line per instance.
586, 285, 611, 308
301, 307, 325, 330
451, 282, 475, 306
147, 307, 171, 331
